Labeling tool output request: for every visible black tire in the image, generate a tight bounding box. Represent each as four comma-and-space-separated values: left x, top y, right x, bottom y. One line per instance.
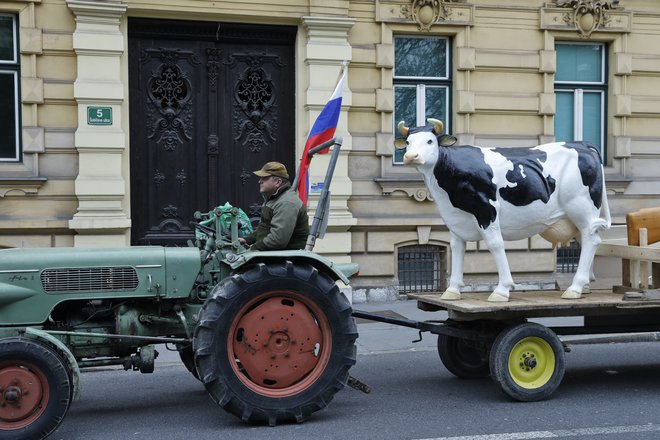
176, 344, 200, 381
0, 337, 72, 440
489, 322, 565, 402
437, 334, 489, 379
193, 261, 358, 426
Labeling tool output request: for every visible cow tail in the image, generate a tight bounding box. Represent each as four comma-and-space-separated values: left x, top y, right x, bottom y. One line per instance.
590, 165, 612, 234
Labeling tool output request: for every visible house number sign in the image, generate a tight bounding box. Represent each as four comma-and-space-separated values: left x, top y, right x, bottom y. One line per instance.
87, 107, 113, 125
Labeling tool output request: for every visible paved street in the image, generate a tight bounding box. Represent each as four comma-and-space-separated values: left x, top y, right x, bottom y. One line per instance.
51, 299, 660, 440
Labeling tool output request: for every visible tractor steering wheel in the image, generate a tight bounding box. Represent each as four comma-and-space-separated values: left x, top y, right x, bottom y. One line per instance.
190, 221, 216, 237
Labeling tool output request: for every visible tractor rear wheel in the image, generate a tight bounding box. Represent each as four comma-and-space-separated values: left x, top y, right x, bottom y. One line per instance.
176, 344, 200, 381
0, 337, 72, 440
193, 261, 357, 425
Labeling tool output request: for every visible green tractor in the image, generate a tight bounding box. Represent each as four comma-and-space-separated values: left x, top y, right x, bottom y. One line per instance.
0, 139, 358, 439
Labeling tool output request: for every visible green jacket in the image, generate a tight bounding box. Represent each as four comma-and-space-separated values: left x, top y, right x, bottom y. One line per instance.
247, 182, 310, 250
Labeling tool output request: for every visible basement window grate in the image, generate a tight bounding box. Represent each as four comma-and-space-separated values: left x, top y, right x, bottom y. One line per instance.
397, 244, 445, 294
556, 240, 581, 273
41, 266, 139, 293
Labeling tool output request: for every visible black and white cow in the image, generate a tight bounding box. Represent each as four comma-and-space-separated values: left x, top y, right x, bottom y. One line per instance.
396, 118, 611, 302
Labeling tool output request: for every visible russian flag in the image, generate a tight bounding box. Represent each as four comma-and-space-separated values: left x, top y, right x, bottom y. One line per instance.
296, 66, 346, 205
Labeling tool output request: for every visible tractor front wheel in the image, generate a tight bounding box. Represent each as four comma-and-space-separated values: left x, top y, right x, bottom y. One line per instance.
0, 337, 72, 440
193, 261, 357, 425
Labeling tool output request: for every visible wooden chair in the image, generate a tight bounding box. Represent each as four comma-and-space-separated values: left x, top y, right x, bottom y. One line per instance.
622, 207, 660, 289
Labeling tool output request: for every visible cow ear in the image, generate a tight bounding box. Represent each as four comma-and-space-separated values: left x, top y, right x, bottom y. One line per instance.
393, 138, 407, 150
438, 134, 457, 147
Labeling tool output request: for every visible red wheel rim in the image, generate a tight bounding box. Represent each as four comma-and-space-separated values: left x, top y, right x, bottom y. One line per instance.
0, 362, 49, 430
228, 290, 332, 397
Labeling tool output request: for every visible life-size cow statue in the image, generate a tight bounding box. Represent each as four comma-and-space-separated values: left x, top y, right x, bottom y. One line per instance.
396, 118, 611, 302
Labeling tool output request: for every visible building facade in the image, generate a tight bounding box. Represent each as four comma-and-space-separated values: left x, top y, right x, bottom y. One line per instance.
1, 0, 659, 301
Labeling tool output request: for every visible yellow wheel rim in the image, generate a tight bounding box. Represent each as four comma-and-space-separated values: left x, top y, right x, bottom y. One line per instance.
507, 336, 555, 389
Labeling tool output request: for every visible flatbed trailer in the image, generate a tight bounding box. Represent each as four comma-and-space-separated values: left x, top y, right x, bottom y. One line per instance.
352, 208, 660, 402
354, 289, 660, 402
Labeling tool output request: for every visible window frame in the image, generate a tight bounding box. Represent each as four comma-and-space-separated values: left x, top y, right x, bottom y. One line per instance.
555, 88, 605, 150
0, 13, 21, 162
393, 35, 451, 165
554, 42, 607, 158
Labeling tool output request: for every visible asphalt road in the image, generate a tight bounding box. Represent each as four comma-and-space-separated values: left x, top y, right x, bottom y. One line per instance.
49, 301, 660, 440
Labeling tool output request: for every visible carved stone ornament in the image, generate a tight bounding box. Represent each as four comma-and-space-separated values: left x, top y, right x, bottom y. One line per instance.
375, 178, 435, 202
553, 0, 622, 37
400, 0, 466, 31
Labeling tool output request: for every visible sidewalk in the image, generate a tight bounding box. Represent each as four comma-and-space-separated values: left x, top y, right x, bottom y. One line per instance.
352, 299, 443, 355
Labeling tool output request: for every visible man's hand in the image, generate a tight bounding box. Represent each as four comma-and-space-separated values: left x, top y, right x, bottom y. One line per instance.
238, 237, 252, 250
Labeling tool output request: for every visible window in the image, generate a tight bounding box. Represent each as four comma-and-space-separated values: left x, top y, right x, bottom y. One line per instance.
393, 36, 451, 164
556, 240, 581, 273
0, 13, 20, 162
397, 244, 446, 294
554, 42, 606, 158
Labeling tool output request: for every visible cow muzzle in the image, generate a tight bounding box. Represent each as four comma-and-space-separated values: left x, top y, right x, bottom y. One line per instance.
403, 152, 423, 165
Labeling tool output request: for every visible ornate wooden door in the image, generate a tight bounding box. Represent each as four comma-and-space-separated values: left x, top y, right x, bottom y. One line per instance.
128, 19, 296, 245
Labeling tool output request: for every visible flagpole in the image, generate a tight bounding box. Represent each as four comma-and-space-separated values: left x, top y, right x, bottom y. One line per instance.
291, 137, 338, 192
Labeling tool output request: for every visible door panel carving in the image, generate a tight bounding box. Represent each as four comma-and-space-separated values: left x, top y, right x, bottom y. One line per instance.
128, 19, 295, 245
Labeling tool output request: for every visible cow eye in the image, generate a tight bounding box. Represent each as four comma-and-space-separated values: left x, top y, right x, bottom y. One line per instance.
427, 139, 433, 144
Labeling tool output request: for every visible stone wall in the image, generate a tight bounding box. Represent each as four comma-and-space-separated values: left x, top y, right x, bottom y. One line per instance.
3, 0, 660, 299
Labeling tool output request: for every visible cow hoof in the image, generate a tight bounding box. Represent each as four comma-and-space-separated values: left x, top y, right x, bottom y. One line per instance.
440, 290, 461, 300
582, 285, 591, 294
487, 292, 509, 302
561, 289, 582, 299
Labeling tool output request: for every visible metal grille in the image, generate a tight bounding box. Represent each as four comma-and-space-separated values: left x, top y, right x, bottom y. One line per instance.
397, 245, 445, 294
556, 240, 581, 273
41, 267, 139, 293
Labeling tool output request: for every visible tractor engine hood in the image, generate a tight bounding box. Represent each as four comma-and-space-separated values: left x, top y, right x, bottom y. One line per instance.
0, 246, 201, 326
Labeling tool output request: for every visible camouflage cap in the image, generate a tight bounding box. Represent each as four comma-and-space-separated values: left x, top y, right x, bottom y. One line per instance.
253, 161, 289, 180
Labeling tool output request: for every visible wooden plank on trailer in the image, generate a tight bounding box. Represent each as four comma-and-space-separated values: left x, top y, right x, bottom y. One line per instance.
409, 290, 660, 321
596, 243, 660, 262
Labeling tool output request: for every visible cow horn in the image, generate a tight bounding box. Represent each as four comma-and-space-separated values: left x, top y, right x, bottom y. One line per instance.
397, 121, 409, 137
427, 118, 444, 135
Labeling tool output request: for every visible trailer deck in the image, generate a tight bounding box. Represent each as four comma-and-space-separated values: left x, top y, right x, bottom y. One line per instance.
409, 289, 660, 321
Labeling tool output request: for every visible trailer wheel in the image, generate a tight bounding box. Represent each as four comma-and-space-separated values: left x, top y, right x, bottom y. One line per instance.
193, 261, 357, 426
437, 334, 489, 379
0, 337, 72, 440
489, 323, 565, 402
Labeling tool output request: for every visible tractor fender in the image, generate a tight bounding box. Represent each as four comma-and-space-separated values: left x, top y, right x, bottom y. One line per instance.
24, 327, 82, 401
226, 250, 358, 284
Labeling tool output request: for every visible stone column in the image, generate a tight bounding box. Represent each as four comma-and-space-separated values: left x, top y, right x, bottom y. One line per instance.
301, 16, 356, 264
66, 0, 130, 247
